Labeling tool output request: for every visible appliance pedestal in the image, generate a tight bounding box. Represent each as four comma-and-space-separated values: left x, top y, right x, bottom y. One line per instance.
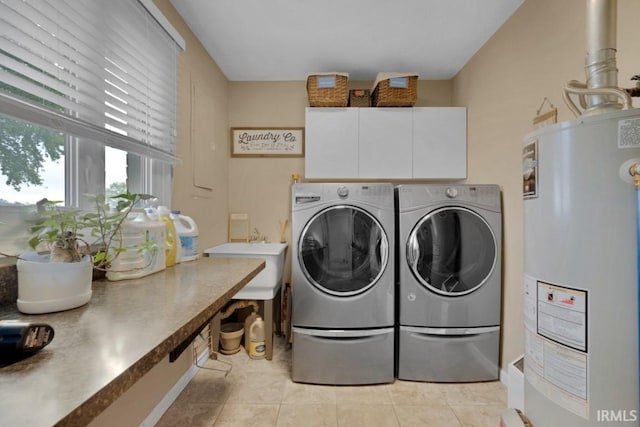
397, 326, 500, 382
292, 327, 394, 385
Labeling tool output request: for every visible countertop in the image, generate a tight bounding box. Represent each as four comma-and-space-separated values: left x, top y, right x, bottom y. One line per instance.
0, 257, 264, 426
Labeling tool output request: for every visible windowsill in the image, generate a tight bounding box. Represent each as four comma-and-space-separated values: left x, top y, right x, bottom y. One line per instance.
0, 257, 264, 426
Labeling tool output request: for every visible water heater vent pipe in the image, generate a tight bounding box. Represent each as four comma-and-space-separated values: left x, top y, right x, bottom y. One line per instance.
562, 0, 632, 117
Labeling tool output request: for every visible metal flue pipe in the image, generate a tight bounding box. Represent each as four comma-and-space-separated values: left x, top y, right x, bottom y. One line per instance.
562, 0, 632, 116
585, 0, 619, 110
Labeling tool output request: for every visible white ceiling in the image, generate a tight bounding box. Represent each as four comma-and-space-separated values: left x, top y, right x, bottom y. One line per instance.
170, 0, 524, 82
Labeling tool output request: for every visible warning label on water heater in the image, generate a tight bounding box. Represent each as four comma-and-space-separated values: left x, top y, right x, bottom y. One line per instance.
524, 275, 589, 419
537, 281, 587, 351
618, 118, 640, 148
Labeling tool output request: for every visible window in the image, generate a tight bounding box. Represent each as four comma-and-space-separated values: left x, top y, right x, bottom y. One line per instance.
0, 0, 185, 255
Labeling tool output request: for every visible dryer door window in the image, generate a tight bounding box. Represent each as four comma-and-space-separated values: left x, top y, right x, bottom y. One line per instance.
298, 205, 389, 296
407, 207, 496, 296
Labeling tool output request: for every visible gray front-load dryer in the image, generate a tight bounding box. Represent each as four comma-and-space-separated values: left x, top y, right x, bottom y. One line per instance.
291, 183, 395, 385
396, 184, 502, 382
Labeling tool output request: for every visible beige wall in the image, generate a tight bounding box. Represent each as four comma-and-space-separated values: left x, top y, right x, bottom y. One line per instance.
159, 0, 231, 252
227, 81, 306, 249
453, 0, 640, 369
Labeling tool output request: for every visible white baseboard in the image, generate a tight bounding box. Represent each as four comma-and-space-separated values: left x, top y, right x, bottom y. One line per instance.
500, 367, 509, 387
140, 349, 210, 426
506, 355, 525, 412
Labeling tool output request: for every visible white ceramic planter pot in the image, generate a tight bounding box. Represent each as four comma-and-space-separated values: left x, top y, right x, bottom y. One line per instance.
16, 252, 93, 314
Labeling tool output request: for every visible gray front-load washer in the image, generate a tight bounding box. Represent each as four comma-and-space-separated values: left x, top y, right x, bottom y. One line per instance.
291, 183, 395, 385
396, 184, 502, 382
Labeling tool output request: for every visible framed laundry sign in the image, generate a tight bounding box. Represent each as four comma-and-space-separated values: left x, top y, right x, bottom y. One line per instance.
230, 127, 305, 157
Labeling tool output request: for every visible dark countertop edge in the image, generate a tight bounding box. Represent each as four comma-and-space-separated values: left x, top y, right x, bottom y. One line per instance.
55, 259, 265, 426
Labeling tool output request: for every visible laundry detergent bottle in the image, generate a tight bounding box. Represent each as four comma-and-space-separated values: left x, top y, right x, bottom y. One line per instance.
106, 209, 166, 281
157, 206, 177, 267
249, 317, 266, 360
171, 210, 199, 262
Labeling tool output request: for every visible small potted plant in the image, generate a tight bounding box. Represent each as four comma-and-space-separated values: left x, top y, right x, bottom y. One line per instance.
16, 192, 156, 314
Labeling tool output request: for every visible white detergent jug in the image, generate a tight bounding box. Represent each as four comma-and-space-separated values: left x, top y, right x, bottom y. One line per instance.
243, 311, 259, 352
171, 211, 199, 262
106, 209, 166, 281
249, 317, 266, 360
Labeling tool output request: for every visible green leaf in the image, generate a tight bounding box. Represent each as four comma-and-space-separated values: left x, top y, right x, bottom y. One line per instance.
28, 236, 40, 250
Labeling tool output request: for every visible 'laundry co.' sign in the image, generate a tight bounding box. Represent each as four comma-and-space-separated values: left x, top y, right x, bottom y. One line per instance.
231, 127, 304, 157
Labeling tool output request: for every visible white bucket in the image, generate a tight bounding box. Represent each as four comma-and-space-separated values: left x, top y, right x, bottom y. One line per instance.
172, 211, 199, 262
17, 252, 93, 314
106, 209, 166, 281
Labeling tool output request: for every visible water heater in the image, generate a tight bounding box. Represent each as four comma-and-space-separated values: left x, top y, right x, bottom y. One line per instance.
523, 108, 640, 425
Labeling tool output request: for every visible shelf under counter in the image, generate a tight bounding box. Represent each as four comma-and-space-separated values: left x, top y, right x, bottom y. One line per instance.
0, 257, 264, 427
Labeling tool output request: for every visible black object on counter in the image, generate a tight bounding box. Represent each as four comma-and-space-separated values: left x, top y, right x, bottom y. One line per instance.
0, 320, 54, 356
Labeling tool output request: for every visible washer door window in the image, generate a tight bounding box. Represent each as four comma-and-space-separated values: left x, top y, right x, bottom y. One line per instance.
299, 205, 389, 296
407, 207, 496, 296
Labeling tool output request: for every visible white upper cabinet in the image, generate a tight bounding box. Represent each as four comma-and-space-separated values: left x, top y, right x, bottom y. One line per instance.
304, 107, 466, 179
412, 107, 467, 179
304, 108, 359, 179
358, 108, 413, 179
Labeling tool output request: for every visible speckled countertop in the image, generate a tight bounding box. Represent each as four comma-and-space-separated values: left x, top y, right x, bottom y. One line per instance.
0, 257, 264, 427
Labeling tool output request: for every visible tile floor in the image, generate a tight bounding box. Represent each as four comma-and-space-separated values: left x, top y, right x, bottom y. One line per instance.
156, 336, 507, 426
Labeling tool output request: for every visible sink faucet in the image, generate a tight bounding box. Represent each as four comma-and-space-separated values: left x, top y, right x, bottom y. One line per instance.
250, 228, 264, 242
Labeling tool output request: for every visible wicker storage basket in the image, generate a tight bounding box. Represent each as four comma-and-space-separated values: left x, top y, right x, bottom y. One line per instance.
371, 73, 418, 107
307, 73, 349, 107
349, 89, 370, 107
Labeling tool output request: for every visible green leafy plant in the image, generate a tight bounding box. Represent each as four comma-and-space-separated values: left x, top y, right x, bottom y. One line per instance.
28, 193, 157, 271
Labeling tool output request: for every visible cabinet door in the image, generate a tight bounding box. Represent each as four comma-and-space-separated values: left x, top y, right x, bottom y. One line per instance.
305, 108, 359, 179
358, 108, 412, 178
412, 107, 467, 179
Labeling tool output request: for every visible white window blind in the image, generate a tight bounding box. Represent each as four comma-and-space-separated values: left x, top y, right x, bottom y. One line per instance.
0, 0, 182, 163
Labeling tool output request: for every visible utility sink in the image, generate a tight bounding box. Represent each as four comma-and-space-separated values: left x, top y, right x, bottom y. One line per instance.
204, 242, 287, 300
204, 242, 288, 361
